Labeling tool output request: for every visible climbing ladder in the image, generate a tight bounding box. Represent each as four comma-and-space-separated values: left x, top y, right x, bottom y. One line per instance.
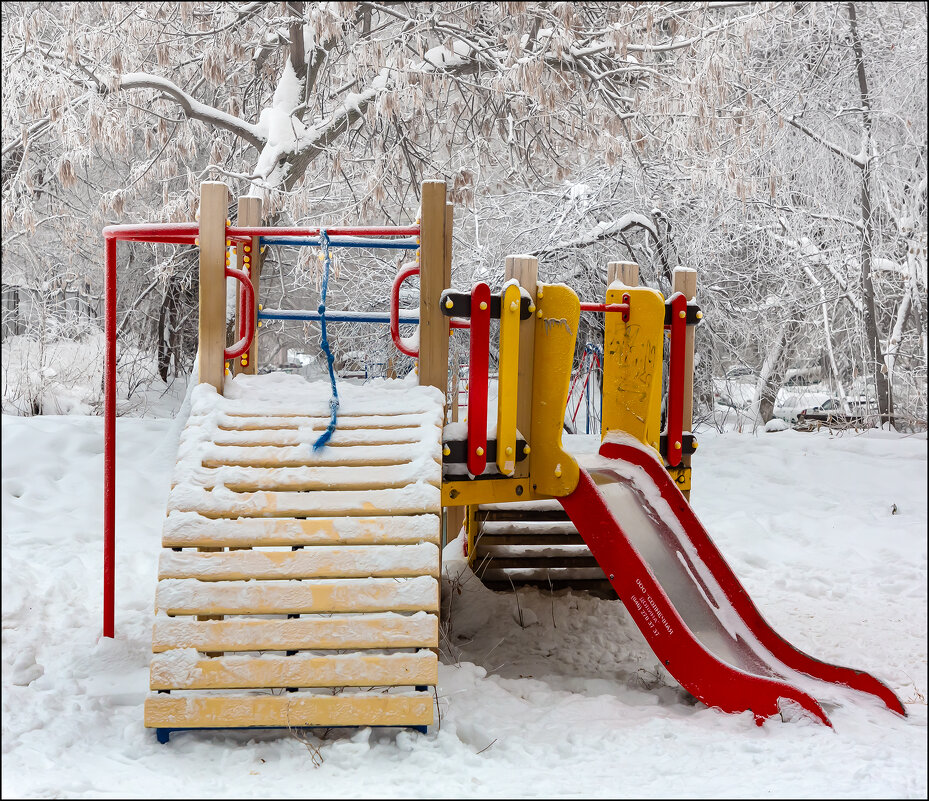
143, 374, 444, 741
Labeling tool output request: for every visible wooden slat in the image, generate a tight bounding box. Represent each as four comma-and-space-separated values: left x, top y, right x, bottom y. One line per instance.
201, 443, 426, 468
162, 513, 441, 548
159, 543, 440, 580
482, 578, 615, 596
214, 413, 438, 431
476, 509, 571, 522
150, 651, 437, 690
153, 611, 438, 652
144, 692, 433, 729
208, 427, 430, 448
474, 533, 586, 546
168, 486, 442, 518
156, 576, 440, 616
473, 556, 600, 570
211, 397, 443, 418
479, 567, 606, 581
183, 461, 440, 493
481, 520, 577, 537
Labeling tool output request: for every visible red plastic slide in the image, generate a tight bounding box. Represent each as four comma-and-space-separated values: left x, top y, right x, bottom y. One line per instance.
558, 435, 906, 727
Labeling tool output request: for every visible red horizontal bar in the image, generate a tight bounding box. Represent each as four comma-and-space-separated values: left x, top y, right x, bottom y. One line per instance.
579, 302, 630, 313
109, 235, 198, 245
229, 225, 420, 239
103, 223, 199, 239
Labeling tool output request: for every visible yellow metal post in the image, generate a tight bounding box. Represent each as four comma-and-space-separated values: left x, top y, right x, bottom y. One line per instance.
496, 283, 521, 475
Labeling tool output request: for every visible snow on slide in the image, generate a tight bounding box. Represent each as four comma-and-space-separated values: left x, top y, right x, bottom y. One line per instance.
558, 432, 906, 727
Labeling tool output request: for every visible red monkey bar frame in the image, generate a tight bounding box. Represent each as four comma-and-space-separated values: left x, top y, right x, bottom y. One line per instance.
102, 223, 260, 638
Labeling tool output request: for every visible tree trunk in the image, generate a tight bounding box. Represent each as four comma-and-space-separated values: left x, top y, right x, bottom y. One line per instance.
756, 318, 800, 426
848, 2, 894, 428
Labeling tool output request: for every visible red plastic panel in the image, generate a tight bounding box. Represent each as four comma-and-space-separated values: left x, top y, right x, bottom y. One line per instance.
467, 283, 491, 476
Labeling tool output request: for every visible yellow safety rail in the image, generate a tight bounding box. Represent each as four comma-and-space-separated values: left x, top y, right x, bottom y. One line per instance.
496, 283, 521, 476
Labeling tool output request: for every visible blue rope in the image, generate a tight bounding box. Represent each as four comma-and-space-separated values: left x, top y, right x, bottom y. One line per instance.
313, 230, 339, 451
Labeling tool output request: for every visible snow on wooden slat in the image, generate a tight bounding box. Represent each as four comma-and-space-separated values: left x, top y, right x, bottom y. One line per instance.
176, 459, 441, 493
207, 427, 432, 448
161, 512, 441, 548
212, 397, 443, 418
149, 650, 437, 690
144, 692, 434, 729
211, 411, 442, 431
159, 543, 440, 580
201, 442, 435, 468
155, 575, 440, 616
167, 483, 441, 518
152, 611, 438, 652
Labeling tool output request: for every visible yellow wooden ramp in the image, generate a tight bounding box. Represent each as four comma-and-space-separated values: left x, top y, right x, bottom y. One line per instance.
145, 374, 444, 740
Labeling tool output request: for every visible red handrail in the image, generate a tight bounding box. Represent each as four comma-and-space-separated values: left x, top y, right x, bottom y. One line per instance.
103, 222, 201, 638
390, 263, 421, 357
224, 265, 254, 359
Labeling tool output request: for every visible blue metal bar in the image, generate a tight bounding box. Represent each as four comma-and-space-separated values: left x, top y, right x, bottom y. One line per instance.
260, 237, 419, 250
259, 308, 419, 324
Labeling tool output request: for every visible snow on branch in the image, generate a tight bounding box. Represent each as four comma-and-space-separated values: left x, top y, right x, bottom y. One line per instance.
533, 213, 657, 256
119, 73, 266, 151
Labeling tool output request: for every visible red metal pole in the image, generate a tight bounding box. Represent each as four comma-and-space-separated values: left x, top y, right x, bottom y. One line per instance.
467, 283, 491, 476
578, 302, 630, 314
103, 235, 117, 638
666, 293, 687, 468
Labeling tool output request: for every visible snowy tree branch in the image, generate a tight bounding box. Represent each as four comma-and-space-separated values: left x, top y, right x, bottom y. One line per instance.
119, 73, 266, 150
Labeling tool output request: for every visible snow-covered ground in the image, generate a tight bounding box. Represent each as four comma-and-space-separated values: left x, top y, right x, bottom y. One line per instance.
2, 409, 926, 798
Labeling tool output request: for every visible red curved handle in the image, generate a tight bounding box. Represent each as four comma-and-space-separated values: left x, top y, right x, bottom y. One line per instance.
224, 265, 254, 359
391, 263, 420, 357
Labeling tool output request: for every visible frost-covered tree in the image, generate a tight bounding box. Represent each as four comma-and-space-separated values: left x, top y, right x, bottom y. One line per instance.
2, 2, 925, 427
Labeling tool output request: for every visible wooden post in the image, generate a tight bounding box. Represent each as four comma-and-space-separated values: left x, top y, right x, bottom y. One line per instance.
505, 255, 538, 478
418, 180, 450, 394
673, 267, 697, 500
236, 195, 262, 375
608, 260, 639, 286
198, 181, 229, 392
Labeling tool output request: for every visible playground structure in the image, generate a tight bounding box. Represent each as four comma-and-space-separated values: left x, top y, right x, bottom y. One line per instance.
101, 180, 906, 742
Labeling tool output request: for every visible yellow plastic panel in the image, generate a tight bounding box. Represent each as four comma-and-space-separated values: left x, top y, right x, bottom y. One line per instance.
496, 283, 521, 475
443, 477, 542, 507
529, 284, 580, 497
602, 285, 665, 451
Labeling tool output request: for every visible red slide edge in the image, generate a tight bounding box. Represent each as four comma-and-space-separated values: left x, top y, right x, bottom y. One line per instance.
597, 438, 905, 718
559, 467, 832, 726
